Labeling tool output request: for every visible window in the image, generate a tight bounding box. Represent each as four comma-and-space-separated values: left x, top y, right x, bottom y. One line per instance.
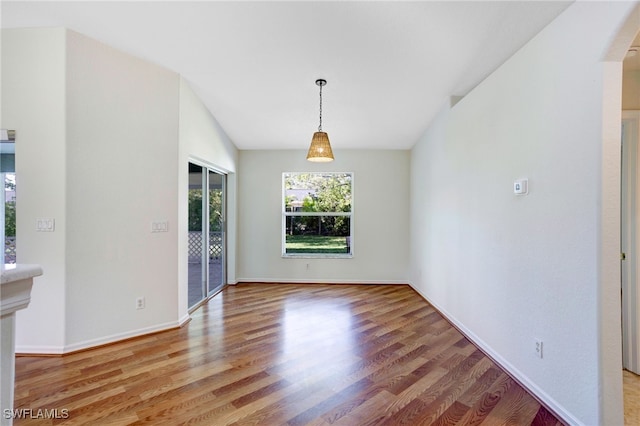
4, 173, 16, 264
283, 172, 352, 257
1, 130, 15, 265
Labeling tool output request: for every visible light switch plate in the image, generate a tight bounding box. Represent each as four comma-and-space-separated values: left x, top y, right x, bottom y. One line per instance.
36, 218, 55, 232
151, 221, 169, 233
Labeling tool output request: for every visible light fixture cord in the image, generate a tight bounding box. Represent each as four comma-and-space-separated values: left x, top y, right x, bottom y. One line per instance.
318, 83, 323, 132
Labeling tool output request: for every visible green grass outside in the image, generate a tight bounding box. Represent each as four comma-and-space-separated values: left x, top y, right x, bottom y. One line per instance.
285, 235, 349, 254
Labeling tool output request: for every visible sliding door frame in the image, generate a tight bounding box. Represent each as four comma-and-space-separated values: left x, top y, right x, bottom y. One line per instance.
188, 158, 227, 312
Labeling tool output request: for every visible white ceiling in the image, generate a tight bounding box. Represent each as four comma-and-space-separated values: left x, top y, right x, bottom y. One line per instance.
1, 1, 573, 150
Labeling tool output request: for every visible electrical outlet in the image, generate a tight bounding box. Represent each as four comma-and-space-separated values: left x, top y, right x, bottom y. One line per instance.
535, 339, 543, 359
136, 297, 145, 310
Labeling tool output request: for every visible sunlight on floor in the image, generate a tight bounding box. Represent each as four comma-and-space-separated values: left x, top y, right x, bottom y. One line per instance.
624, 369, 640, 425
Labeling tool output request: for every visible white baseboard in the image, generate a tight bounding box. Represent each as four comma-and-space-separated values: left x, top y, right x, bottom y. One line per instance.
178, 313, 191, 326
16, 320, 182, 355
15, 345, 65, 355
236, 278, 409, 285
407, 282, 581, 426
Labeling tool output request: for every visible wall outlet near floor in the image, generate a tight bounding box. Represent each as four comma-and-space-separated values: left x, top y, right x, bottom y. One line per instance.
136, 297, 145, 310
535, 339, 543, 359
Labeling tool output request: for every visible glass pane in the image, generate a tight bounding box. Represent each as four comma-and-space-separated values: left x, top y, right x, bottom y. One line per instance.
284, 173, 351, 213
284, 172, 353, 256
1, 131, 16, 265
208, 170, 224, 295
188, 163, 205, 308
4, 173, 16, 264
285, 216, 351, 254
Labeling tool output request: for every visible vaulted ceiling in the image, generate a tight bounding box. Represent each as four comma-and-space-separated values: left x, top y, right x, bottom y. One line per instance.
1, 1, 573, 150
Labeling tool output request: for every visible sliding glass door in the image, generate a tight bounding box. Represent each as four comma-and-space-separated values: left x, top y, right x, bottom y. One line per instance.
208, 170, 225, 296
188, 162, 226, 309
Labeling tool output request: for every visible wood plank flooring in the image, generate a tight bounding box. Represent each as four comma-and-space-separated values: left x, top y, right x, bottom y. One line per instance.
624, 369, 640, 425
12, 283, 563, 425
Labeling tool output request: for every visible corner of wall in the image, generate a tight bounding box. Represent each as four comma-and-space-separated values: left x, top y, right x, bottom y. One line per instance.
3, 27, 68, 352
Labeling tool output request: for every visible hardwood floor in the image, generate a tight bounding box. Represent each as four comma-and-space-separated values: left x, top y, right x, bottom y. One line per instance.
624, 369, 640, 425
13, 283, 563, 425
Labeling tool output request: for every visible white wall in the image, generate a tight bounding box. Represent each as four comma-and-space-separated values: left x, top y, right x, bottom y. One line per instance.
2, 28, 67, 353
238, 149, 409, 284
623, 70, 640, 109
64, 30, 181, 349
409, 3, 637, 425
178, 78, 238, 320
2, 28, 240, 353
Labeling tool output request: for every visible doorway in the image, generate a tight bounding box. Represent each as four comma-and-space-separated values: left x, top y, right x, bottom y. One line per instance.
622, 111, 640, 374
620, 25, 640, 424
188, 162, 226, 309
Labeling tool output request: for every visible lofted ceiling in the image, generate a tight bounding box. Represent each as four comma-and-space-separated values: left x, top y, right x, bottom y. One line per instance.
1, 1, 573, 150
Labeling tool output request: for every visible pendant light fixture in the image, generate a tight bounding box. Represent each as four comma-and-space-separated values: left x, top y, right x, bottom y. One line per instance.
306, 79, 334, 162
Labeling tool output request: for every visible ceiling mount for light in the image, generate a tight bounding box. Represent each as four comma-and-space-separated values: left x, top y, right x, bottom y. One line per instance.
306, 78, 334, 162
627, 46, 639, 59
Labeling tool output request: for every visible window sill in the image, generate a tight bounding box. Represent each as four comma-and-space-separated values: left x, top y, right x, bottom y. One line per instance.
282, 254, 353, 259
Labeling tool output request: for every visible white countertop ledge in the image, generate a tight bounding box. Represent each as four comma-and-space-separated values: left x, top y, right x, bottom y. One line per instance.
1, 264, 43, 284
1, 264, 43, 316
1, 263, 43, 424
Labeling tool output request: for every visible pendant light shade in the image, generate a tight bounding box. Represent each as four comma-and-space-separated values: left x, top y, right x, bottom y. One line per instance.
307, 132, 334, 162
307, 79, 334, 162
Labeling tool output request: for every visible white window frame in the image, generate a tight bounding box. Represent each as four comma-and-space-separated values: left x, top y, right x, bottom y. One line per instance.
282, 172, 354, 259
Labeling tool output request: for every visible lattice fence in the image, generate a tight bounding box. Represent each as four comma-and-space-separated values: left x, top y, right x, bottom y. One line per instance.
4, 236, 16, 264
188, 232, 223, 263
209, 233, 222, 259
